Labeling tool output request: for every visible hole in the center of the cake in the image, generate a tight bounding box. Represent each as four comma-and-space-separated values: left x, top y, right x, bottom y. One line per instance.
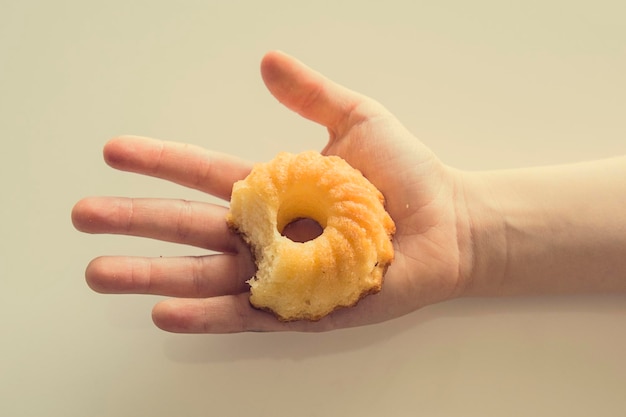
281, 218, 323, 243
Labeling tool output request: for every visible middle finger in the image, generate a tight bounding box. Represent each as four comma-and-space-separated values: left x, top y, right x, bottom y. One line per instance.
72, 196, 239, 253
86, 253, 255, 298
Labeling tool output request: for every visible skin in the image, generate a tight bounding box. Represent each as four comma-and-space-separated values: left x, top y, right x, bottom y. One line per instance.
72, 51, 626, 333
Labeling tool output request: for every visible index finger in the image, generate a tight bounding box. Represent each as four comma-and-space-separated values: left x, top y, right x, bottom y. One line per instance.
103, 135, 253, 201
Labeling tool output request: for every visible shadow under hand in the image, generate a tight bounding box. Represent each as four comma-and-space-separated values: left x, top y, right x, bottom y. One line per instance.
161, 309, 427, 364
161, 294, 626, 364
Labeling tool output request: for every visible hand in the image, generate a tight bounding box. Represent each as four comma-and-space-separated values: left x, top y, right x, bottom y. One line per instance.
72, 51, 472, 333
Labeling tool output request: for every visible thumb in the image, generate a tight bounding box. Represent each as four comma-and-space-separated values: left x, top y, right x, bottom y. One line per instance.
260, 51, 384, 138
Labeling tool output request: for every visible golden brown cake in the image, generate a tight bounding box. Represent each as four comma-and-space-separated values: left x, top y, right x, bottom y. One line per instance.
226, 151, 395, 321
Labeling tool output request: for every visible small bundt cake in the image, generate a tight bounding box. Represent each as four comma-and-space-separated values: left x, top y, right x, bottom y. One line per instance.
226, 151, 395, 321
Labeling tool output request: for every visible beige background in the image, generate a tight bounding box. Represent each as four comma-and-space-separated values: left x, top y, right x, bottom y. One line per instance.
1, 1, 625, 416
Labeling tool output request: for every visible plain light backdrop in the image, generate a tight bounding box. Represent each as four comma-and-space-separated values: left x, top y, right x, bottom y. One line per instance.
1, 1, 625, 416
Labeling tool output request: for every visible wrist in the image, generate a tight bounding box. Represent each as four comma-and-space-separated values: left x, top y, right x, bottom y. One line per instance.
452, 170, 508, 298
454, 159, 626, 298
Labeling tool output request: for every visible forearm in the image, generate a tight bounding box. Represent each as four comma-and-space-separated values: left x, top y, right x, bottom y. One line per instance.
460, 156, 626, 297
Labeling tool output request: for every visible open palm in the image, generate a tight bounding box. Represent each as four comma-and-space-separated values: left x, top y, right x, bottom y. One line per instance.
72, 51, 471, 333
